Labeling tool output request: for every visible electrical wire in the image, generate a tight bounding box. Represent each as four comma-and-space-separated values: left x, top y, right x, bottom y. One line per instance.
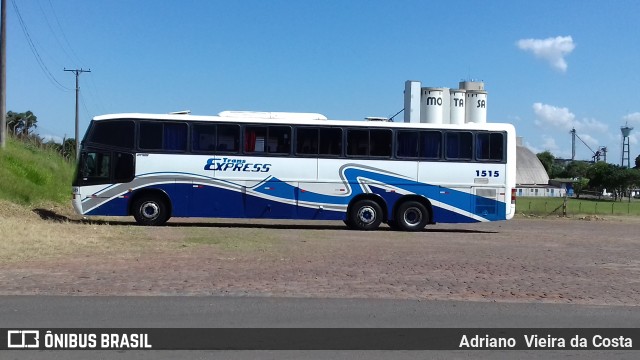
11, 0, 72, 91
46, 0, 85, 66
36, 0, 74, 67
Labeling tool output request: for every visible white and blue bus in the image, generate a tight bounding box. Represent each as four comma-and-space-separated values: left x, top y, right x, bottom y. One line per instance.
72, 111, 516, 231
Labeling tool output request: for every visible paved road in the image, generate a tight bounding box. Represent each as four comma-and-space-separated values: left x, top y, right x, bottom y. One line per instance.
1, 296, 638, 359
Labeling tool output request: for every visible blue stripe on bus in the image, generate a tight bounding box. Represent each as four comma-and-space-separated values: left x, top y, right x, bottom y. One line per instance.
86, 168, 507, 222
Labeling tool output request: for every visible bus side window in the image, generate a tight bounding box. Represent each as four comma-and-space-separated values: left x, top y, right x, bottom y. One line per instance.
245, 126, 267, 153
192, 124, 216, 152
370, 129, 391, 157
268, 126, 291, 155
164, 123, 187, 151
113, 153, 135, 183
347, 129, 369, 156
420, 131, 442, 159
476, 132, 504, 161
296, 128, 319, 155
319, 128, 341, 156
217, 124, 239, 153
396, 131, 419, 158
446, 131, 472, 160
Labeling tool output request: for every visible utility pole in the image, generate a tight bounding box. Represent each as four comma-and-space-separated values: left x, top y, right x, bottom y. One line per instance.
1, 0, 7, 149
64, 68, 90, 159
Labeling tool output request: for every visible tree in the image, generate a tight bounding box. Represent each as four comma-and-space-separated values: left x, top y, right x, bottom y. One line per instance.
536, 151, 554, 174
635, 154, 640, 169
564, 161, 590, 179
536, 150, 563, 179
572, 177, 589, 198
587, 162, 617, 199
586, 163, 640, 201
6, 110, 38, 137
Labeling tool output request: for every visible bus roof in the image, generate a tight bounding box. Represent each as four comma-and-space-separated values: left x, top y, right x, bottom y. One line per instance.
92, 112, 515, 131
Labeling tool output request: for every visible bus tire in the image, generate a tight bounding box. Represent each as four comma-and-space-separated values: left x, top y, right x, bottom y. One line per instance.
343, 219, 355, 229
395, 200, 429, 232
132, 195, 170, 226
349, 199, 383, 231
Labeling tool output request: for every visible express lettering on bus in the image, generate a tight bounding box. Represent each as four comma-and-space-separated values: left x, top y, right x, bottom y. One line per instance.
204, 158, 271, 172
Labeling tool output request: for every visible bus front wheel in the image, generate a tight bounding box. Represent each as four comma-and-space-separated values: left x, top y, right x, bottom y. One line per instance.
132, 195, 170, 226
349, 199, 383, 231
395, 200, 429, 232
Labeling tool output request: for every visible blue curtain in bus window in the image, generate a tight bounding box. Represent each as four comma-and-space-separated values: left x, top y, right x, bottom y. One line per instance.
446, 133, 459, 158
421, 131, 441, 159
476, 133, 488, 160
396, 131, 418, 158
446, 132, 472, 159
164, 123, 187, 151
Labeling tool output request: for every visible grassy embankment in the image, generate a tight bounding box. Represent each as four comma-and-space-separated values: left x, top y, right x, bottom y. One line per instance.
0, 137, 74, 206
517, 196, 640, 217
0, 138, 158, 263
0, 138, 282, 263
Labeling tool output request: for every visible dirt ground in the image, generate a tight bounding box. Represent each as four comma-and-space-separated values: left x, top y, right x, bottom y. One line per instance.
1, 211, 639, 306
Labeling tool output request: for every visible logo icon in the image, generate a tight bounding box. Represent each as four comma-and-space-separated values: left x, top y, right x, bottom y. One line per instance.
7, 330, 39, 348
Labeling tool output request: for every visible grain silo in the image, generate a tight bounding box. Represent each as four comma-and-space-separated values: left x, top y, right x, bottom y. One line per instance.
465, 90, 487, 123
449, 89, 466, 125
420, 87, 445, 124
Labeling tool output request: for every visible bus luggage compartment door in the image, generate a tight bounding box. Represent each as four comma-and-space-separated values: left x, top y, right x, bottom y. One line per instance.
244, 179, 296, 219
473, 187, 503, 220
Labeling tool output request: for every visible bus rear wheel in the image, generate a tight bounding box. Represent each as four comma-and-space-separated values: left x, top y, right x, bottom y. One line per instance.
132, 195, 170, 226
349, 199, 383, 231
395, 200, 429, 232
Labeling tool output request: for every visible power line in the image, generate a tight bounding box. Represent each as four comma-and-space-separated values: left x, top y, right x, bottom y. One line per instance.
36, 0, 73, 66
79, 91, 93, 119
45, 0, 84, 66
11, 0, 71, 91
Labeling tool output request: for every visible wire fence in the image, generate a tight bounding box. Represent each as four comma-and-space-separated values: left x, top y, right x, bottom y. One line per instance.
518, 197, 640, 217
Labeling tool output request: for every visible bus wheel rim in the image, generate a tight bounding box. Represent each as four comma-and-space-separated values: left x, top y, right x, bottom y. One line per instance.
141, 202, 160, 219
357, 206, 376, 224
404, 207, 422, 226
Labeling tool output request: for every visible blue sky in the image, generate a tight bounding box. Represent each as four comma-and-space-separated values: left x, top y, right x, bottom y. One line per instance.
6, 0, 640, 163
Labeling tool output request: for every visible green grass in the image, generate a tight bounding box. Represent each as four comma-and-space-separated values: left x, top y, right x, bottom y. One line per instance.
0, 137, 75, 205
517, 197, 640, 216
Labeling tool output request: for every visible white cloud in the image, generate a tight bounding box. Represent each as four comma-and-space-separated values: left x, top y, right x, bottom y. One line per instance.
623, 112, 640, 124
541, 135, 560, 152
533, 103, 575, 131
579, 133, 599, 149
517, 36, 575, 72
533, 103, 607, 134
